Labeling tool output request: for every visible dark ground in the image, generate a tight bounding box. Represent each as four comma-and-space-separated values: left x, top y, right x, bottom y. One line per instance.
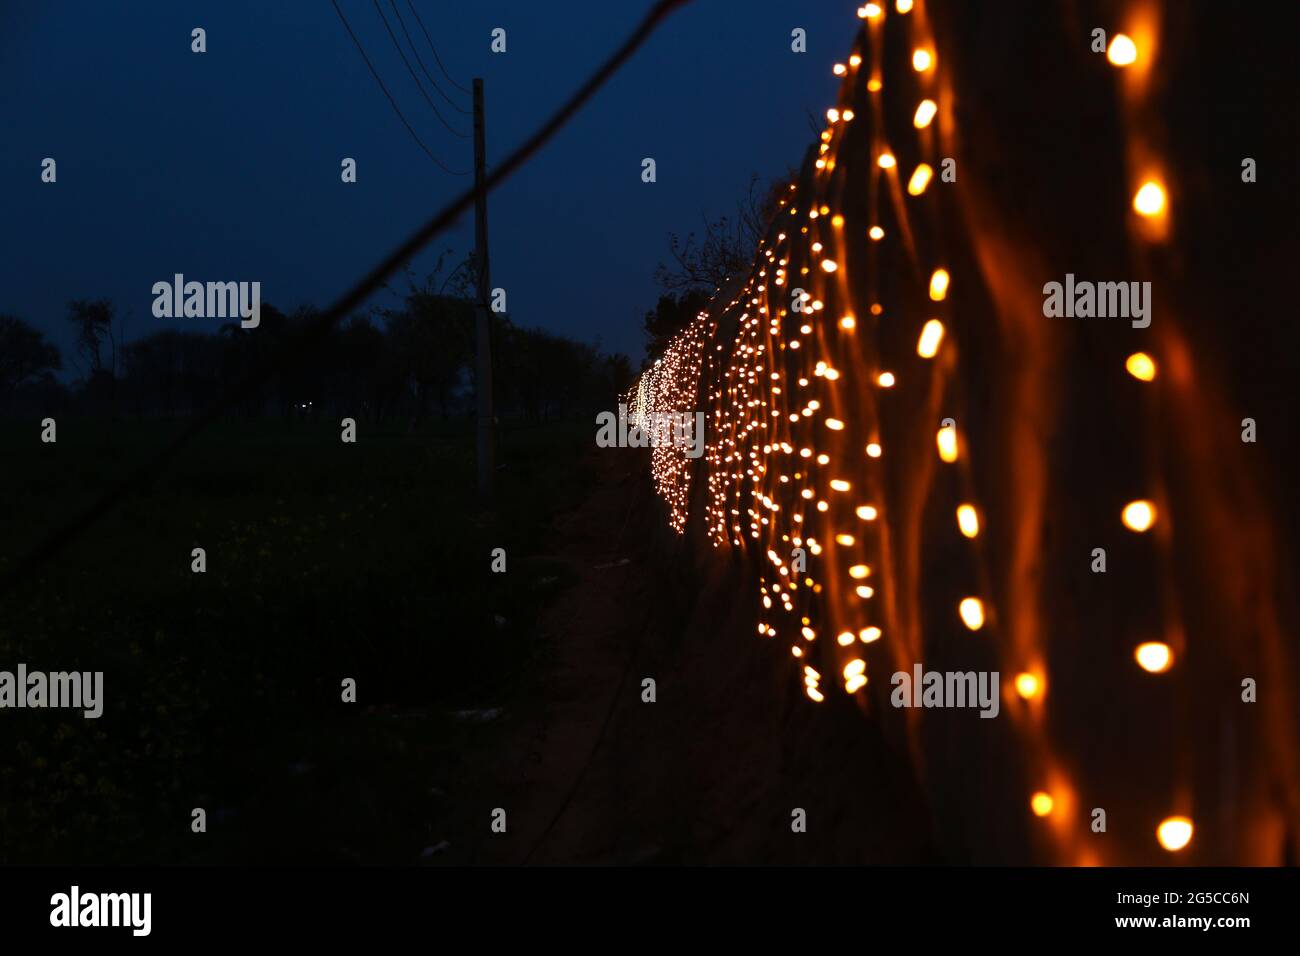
0, 418, 936, 864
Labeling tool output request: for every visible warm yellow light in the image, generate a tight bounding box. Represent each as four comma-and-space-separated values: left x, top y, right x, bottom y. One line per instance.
835, 533, 856, 546
855, 585, 874, 599
1015, 673, 1039, 699
837, 631, 856, 647
912, 48, 933, 72
867, 77, 882, 92
840, 314, 857, 329
849, 54, 862, 67
913, 99, 938, 129
959, 597, 984, 631
1157, 816, 1194, 852
877, 152, 896, 169
863, 3, 883, 18
908, 164, 933, 196
830, 479, 851, 492
1135, 641, 1173, 673
856, 505, 878, 520
849, 565, 871, 579
1107, 33, 1138, 67
1030, 792, 1054, 817
866, 442, 882, 458
937, 426, 958, 462
1122, 500, 1156, 532
831, 214, 845, 228
821, 259, 838, 273
869, 225, 884, 240
1126, 352, 1157, 381
956, 503, 979, 538
860, 626, 882, 643
876, 371, 895, 387
833, 63, 847, 76
929, 268, 950, 300
896, 0, 913, 12
826, 418, 845, 431
1133, 180, 1166, 217
917, 318, 945, 358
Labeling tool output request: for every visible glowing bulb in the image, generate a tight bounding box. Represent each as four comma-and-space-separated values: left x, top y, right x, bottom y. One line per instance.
866, 442, 882, 458
1135, 641, 1173, 673
862, 3, 882, 18
830, 479, 851, 492
913, 99, 938, 128
860, 627, 882, 643
877, 152, 897, 170
856, 505, 878, 520
956, 504, 979, 538
833, 63, 848, 76
831, 214, 845, 228
929, 268, 950, 300
1030, 792, 1054, 817
837, 631, 856, 647
855, 585, 874, 598
937, 426, 958, 462
917, 319, 945, 358
912, 48, 933, 72
1015, 673, 1039, 699
826, 418, 845, 431
1125, 352, 1157, 382
876, 371, 895, 387
840, 314, 856, 329
1157, 817, 1194, 852
849, 54, 862, 67
1122, 500, 1156, 532
867, 77, 882, 92
1133, 180, 1166, 217
908, 164, 933, 196
958, 599, 984, 631
869, 225, 884, 240
849, 565, 871, 579
1107, 34, 1138, 67
896, 0, 913, 12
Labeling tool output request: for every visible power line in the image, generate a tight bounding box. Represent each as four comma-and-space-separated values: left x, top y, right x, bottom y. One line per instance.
0, 0, 691, 597
389, 0, 470, 115
331, 0, 468, 173
371, 0, 469, 138
406, 0, 471, 95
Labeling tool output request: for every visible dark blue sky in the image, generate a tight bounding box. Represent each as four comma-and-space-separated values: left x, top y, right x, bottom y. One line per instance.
1, 0, 850, 372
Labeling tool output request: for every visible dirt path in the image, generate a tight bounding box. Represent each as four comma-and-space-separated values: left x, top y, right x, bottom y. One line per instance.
462, 450, 938, 864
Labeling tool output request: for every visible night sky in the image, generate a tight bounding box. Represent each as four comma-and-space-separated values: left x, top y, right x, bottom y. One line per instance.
1, 0, 850, 372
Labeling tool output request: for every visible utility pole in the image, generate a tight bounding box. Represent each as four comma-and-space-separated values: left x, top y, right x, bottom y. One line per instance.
472, 77, 494, 503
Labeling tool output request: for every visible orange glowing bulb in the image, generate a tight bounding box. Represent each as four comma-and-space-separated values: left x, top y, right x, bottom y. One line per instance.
1157, 816, 1194, 852
1031, 792, 1054, 817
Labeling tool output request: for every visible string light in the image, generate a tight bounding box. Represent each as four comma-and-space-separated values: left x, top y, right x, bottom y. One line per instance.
1135, 641, 1173, 673
1157, 817, 1194, 852
1107, 34, 1138, 66
1122, 499, 1157, 532
623, 1, 1212, 867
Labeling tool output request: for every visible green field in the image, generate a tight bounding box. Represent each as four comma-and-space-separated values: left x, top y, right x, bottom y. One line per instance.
0, 417, 593, 863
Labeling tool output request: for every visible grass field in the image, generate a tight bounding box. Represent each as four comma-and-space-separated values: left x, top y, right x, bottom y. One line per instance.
0, 416, 594, 863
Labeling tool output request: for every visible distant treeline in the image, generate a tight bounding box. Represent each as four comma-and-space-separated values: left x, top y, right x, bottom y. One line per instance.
1, 290, 632, 423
